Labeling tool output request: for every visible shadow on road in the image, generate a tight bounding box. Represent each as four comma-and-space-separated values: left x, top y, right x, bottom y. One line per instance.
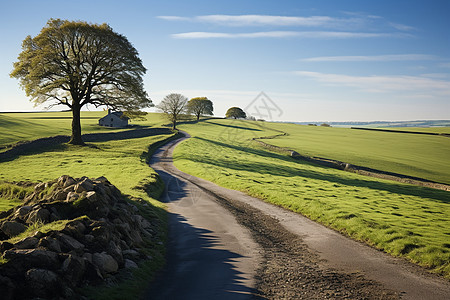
145, 210, 260, 299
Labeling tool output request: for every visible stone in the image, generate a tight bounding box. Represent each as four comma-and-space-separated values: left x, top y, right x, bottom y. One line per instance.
62, 219, 86, 239
25, 268, 59, 298
3, 249, 59, 269
92, 252, 118, 275
0, 221, 27, 237
86, 191, 97, 202
133, 214, 152, 229
26, 208, 50, 224
107, 240, 123, 265
124, 259, 138, 269
75, 178, 95, 193
34, 182, 46, 192
83, 252, 93, 263
53, 189, 69, 201
122, 249, 140, 260
129, 230, 143, 246
58, 233, 85, 252
0, 241, 14, 252
63, 177, 76, 188
38, 236, 62, 252
290, 150, 300, 157
14, 237, 39, 249
14, 205, 32, 218
62, 254, 86, 285
84, 260, 104, 282
95, 176, 110, 184
66, 191, 80, 202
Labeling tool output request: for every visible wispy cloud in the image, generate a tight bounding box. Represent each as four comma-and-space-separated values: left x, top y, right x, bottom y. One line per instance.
388, 22, 416, 31
294, 71, 450, 95
301, 54, 437, 62
158, 14, 414, 32
159, 14, 350, 27
172, 31, 409, 39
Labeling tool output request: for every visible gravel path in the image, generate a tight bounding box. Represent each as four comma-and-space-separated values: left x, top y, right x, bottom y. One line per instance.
146, 132, 450, 299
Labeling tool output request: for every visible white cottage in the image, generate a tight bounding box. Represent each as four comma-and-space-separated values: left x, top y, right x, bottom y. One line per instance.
99, 110, 129, 128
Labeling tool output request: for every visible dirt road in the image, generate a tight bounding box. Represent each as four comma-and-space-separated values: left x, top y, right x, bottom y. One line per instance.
146, 133, 450, 299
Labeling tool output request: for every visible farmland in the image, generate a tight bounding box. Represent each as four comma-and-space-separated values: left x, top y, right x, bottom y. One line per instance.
174, 119, 450, 278
256, 122, 450, 185
1, 112, 449, 279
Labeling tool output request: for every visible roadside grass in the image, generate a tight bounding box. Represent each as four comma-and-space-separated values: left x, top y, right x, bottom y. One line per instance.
175, 119, 450, 278
0, 115, 175, 299
258, 122, 450, 185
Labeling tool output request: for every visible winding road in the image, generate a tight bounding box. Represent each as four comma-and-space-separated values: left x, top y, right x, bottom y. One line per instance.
146, 132, 450, 299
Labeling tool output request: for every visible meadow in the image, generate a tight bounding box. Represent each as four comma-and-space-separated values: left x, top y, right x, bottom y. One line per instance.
0, 111, 168, 148
257, 122, 450, 185
174, 119, 450, 278
0, 111, 173, 299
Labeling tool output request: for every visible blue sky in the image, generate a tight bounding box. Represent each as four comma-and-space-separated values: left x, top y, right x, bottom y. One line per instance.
0, 0, 449, 122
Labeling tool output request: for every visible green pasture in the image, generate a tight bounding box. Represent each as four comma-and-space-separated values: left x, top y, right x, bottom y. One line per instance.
258, 122, 450, 185
0, 111, 174, 298
174, 119, 450, 278
0, 111, 169, 148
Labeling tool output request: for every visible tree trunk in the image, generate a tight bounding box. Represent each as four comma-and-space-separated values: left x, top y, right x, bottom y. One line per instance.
172, 119, 177, 130
196, 113, 200, 121
69, 105, 84, 145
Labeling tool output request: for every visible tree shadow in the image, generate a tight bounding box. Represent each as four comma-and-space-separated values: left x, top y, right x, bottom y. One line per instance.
188, 137, 450, 204
146, 166, 262, 299
145, 213, 261, 299
0, 127, 173, 162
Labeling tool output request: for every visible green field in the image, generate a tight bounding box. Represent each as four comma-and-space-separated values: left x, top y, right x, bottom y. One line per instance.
255, 122, 450, 185
0, 111, 173, 299
174, 119, 450, 278
0, 111, 169, 148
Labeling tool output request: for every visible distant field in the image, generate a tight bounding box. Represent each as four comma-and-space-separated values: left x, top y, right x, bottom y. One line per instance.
0, 111, 169, 147
258, 123, 450, 185
175, 119, 450, 278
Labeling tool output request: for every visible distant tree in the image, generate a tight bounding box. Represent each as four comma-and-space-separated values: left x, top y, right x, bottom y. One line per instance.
10, 19, 152, 145
187, 97, 213, 121
157, 93, 188, 130
320, 123, 331, 127
226, 107, 246, 119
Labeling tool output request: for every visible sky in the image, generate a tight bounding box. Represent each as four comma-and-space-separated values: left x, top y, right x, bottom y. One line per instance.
0, 0, 449, 122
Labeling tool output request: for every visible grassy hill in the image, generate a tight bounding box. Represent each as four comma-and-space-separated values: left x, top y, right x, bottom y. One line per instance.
174, 119, 450, 278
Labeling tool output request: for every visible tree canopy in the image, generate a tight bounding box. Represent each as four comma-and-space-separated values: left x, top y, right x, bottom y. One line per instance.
225, 107, 246, 119
187, 97, 213, 121
157, 93, 188, 130
10, 19, 152, 145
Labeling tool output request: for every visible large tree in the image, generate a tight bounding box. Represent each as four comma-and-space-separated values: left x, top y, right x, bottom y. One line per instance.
157, 93, 188, 130
186, 97, 213, 121
10, 19, 152, 145
225, 107, 246, 119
